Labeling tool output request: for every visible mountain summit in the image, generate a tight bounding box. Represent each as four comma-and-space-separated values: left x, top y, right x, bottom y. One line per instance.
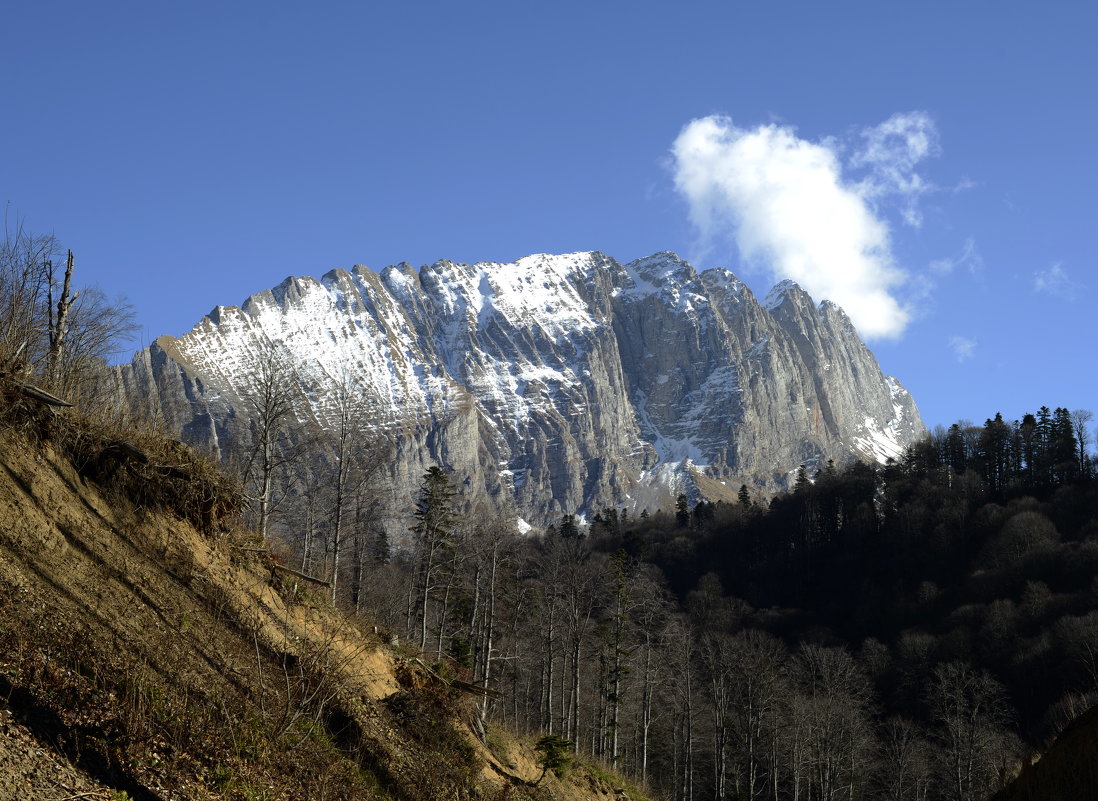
116, 251, 924, 525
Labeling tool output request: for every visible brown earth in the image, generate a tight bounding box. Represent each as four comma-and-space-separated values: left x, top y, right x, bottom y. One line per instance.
0, 706, 114, 801
0, 396, 650, 801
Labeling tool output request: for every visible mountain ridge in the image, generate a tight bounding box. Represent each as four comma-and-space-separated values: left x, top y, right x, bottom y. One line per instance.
115, 250, 924, 527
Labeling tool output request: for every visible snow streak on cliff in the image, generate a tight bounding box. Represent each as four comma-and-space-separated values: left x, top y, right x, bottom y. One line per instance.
118, 251, 924, 523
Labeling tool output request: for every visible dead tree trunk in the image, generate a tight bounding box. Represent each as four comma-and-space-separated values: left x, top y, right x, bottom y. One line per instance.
46, 250, 77, 388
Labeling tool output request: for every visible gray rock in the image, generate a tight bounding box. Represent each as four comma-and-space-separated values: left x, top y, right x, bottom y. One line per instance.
114, 251, 924, 528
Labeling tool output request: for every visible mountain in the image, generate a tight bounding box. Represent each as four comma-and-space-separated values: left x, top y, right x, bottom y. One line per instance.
115, 251, 924, 526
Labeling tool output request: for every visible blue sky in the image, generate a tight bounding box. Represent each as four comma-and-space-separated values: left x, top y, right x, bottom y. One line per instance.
3, 1, 1095, 429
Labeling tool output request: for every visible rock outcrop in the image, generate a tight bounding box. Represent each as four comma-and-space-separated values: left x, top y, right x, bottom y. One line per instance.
116, 251, 924, 525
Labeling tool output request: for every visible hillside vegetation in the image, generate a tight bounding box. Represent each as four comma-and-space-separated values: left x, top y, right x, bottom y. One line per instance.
2, 227, 1092, 800
573, 409, 1098, 800
0, 386, 647, 801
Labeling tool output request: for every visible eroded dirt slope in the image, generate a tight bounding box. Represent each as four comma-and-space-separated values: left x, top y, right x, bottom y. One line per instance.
0, 405, 648, 801
0, 429, 402, 799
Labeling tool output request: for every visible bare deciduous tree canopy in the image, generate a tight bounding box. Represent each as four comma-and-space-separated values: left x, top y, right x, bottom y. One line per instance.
1, 219, 137, 401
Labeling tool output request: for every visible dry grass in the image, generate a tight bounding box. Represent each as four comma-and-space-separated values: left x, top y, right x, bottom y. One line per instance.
0, 379, 244, 534
0, 390, 483, 800
0, 377, 651, 801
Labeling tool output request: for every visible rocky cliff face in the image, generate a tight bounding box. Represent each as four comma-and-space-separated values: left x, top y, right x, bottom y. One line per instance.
116, 251, 924, 525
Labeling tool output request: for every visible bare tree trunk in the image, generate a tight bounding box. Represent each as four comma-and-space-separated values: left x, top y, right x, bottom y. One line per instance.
420, 559, 433, 650
301, 503, 312, 573
640, 630, 654, 785
1072, 409, 1093, 477
468, 562, 482, 668
570, 634, 582, 750
327, 375, 389, 605
300, 482, 322, 575
610, 641, 622, 767
46, 250, 77, 389
330, 434, 348, 603
544, 605, 556, 733
684, 686, 695, 801
478, 540, 500, 727
406, 565, 418, 640
560, 646, 570, 739
241, 344, 299, 539
350, 495, 366, 613
435, 566, 458, 658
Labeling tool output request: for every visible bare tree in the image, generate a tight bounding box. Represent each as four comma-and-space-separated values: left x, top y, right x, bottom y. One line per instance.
45, 249, 76, 387
928, 661, 1017, 801
460, 509, 518, 728
0, 220, 136, 399
790, 644, 876, 801
1072, 409, 1093, 478
240, 341, 301, 539
296, 464, 327, 576
549, 534, 605, 749
599, 549, 645, 769
411, 465, 458, 651
699, 630, 735, 800
663, 615, 698, 801
528, 544, 566, 734
53, 285, 137, 401
324, 375, 388, 604
727, 630, 787, 801
631, 565, 672, 786
0, 222, 57, 374
877, 716, 932, 801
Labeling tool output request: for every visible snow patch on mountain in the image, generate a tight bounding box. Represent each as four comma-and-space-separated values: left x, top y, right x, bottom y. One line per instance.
850, 378, 913, 463
763, 279, 802, 310
852, 416, 905, 463
120, 250, 927, 525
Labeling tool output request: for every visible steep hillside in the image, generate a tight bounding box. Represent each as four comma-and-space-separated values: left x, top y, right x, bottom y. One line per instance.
994, 705, 1098, 801
0, 389, 648, 801
115, 251, 923, 527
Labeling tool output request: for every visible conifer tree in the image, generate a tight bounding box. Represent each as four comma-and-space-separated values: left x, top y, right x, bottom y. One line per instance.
1052, 407, 1078, 483
559, 514, 580, 539
412, 466, 458, 649
675, 494, 691, 527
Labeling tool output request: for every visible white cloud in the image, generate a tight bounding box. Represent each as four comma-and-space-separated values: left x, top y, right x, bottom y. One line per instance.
952, 176, 977, 193
907, 239, 982, 314
949, 336, 977, 362
852, 111, 940, 226
671, 114, 937, 339
930, 238, 982, 276
1033, 262, 1080, 299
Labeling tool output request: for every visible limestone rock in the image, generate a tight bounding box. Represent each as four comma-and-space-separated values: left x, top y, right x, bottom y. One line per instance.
115, 251, 924, 526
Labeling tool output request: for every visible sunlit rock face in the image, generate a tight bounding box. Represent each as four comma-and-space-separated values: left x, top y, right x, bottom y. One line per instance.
116, 251, 924, 526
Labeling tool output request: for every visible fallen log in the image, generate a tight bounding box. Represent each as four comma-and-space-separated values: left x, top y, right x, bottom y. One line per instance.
451, 678, 506, 699
106, 440, 150, 464
15, 382, 73, 407
412, 657, 507, 698
272, 562, 331, 588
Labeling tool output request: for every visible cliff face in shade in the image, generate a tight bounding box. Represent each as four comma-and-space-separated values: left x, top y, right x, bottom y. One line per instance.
115, 251, 924, 526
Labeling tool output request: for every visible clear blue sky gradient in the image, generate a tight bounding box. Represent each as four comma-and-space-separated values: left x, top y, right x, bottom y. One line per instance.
3, 2, 1095, 429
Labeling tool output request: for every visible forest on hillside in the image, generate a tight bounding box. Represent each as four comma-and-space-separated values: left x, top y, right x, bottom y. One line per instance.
4, 227, 1095, 800
332, 408, 1098, 801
